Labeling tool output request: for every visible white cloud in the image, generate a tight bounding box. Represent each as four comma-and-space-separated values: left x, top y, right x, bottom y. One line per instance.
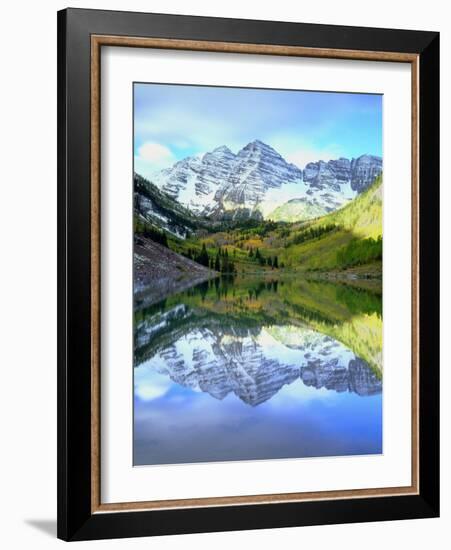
137, 142, 174, 164
134, 142, 176, 179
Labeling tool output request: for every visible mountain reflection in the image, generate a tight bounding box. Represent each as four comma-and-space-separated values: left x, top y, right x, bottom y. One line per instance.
134, 276, 383, 465
134, 276, 382, 406
137, 321, 381, 406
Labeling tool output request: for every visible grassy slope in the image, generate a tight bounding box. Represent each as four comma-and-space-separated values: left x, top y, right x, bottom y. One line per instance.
318, 175, 382, 239
280, 175, 382, 271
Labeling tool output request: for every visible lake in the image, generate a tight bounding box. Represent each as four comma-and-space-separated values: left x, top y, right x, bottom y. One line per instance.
134, 275, 382, 466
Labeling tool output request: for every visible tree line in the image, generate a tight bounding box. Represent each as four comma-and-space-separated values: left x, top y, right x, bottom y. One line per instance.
134, 218, 169, 247
248, 247, 283, 269
183, 245, 237, 274
288, 223, 339, 247
336, 236, 382, 268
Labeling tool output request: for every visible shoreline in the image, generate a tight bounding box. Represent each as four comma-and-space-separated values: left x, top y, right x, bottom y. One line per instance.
134, 237, 382, 307
134, 237, 218, 309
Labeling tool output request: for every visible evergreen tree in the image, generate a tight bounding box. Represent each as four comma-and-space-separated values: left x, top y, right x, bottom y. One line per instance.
214, 253, 221, 272
195, 243, 209, 267
202, 243, 209, 266
221, 254, 229, 273
273, 256, 279, 269
140, 224, 169, 248
134, 193, 142, 213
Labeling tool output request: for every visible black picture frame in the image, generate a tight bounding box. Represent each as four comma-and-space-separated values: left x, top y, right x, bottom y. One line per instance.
57, 7, 439, 541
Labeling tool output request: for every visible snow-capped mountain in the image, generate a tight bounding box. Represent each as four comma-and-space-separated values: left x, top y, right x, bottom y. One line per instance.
152, 145, 237, 217
149, 140, 382, 221
303, 155, 383, 193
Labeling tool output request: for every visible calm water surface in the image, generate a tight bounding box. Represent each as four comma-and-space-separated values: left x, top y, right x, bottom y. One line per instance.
134, 275, 382, 465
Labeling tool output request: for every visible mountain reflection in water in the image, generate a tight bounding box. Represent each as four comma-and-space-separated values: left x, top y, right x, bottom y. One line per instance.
134, 276, 382, 465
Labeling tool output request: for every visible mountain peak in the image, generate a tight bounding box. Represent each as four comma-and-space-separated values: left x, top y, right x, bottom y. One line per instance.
250, 139, 267, 147
238, 140, 281, 160
211, 145, 233, 155
246, 139, 273, 150
357, 153, 378, 159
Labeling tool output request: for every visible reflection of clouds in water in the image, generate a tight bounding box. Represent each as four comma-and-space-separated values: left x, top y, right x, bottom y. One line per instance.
134, 358, 382, 464
134, 367, 172, 401
134, 369, 382, 465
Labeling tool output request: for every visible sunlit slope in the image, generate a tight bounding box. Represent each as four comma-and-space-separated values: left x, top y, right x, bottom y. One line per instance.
280, 176, 382, 271
317, 175, 382, 239
268, 199, 328, 223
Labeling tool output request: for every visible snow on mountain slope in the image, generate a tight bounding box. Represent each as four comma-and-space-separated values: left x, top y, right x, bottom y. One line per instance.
148, 140, 382, 222
152, 145, 237, 215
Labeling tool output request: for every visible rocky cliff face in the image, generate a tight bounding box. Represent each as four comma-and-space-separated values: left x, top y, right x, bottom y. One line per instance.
301, 357, 382, 396
152, 145, 237, 216
303, 155, 382, 194
215, 140, 303, 211
149, 140, 382, 221
350, 155, 383, 193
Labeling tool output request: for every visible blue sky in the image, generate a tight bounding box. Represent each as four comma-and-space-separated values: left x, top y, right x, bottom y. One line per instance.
134, 83, 382, 178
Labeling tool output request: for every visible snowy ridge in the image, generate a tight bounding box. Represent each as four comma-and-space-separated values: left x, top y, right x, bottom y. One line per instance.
149, 140, 382, 222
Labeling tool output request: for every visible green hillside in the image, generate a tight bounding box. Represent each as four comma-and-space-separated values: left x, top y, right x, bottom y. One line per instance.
279, 175, 382, 272
316, 175, 382, 239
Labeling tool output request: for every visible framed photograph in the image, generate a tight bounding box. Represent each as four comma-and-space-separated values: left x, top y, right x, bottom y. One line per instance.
57, 8, 439, 541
